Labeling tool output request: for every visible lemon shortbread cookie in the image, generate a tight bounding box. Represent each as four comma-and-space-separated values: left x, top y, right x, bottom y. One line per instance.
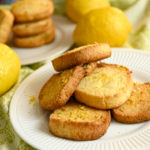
52, 43, 111, 71
13, 23, 55, 48
112, 83, 150, 124
75, 63, 133, 109
0, 10, 14, 43
39, 66, 85, 110
12, 0, 54, 22
49, 100, 111, 140
83, 62, 97, 76
13, 18, 53, 37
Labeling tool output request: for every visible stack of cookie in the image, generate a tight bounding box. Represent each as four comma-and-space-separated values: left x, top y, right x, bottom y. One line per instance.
39, 43, 112, 140
11, 0, 55, 48
39, 43, 150, 141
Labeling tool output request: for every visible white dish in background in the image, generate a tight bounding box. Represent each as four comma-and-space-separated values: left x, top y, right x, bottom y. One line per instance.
10, 48, 150, 150
10, 15, 75, 65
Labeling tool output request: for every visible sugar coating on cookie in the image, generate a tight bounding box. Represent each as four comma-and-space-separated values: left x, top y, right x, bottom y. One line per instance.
49, 100, 111, 140
39, 66, 85, 110
82, 62, 98, 76
75, 63, 133, 109
112, 83, 150, 123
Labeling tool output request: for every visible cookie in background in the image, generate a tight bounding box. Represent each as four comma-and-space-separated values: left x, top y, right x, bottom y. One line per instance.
13, 18, 53, 37
13, 21, 55, 48
11, 0, 56, 48
11, 0, 54, 23
0, 9, 14, 43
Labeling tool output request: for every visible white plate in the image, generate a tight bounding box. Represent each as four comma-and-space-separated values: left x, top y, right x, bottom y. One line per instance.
10, 15, 75, 65
10, 48, 150, 150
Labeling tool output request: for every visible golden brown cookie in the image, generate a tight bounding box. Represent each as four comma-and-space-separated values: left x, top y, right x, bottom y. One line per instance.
13, 23, 55, 48
11, 0, 54, 22
112, 83, 150, 124
39, 66, 85, 110
49, 100, 111, 141
52, 43, 111, 71
0, 9, 14, 43
83, 62, 97, 76
75, 63, 133, 109
13, 18, 53, 37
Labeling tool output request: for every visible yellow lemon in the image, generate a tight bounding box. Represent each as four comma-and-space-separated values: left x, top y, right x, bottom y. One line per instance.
65, 0, 110, 23
73, 7, 132, 47
0, 43, 20, 96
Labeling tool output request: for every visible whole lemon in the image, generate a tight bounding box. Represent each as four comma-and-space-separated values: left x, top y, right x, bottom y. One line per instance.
65, 0, 110, 23
73, 7, 132, 47
0, 43, 20, 96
